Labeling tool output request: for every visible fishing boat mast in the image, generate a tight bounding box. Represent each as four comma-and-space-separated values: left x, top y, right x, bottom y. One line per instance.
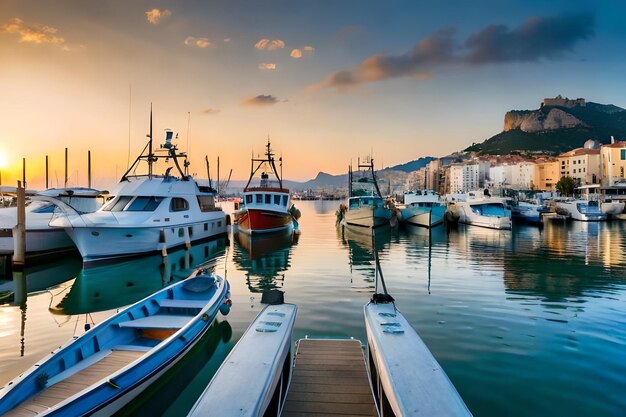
244, 138, 284, 190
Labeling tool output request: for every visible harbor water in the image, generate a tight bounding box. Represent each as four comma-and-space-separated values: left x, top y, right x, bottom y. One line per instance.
1, 200, 625, 416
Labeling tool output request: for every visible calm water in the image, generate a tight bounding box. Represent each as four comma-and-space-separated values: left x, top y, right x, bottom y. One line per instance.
1, 200, 626, 416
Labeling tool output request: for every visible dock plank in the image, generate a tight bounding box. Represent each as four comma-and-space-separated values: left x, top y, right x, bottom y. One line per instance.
282, 339, 376, 417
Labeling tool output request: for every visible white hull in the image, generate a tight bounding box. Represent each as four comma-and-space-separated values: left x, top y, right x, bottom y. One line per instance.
556, 201, 607, 222
601, 201, 625, 215
0, 228, 74, 255
400, 205, 445, 228
345, 206, 390, 228
446, 202, 512, 229
66, 214, 226, 261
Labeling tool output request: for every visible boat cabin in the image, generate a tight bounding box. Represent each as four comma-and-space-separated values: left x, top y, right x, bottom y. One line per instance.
348, 196, 385, 209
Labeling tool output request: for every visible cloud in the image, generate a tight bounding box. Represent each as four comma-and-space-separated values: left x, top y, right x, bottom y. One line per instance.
223, 38, 231, 43
184, 36, 210, 48
303, 45, 315, 52
1, 18, 65, 45
290, 49, 302, 58
203, 108, 220, 115
258, 63, 276, 70
254, 38, 285, 51
309, 13, 593, 91
241, 94, 282, 106
146, 8, 171, 24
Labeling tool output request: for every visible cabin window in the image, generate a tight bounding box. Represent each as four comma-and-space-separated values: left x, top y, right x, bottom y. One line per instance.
170, 198, 189, 212
103, 196, 132, 211
204, 223, 208, 231
274, 195, 281, 205
32, 204, 56, 214
255, 194, 263, 204
178, 228, 184, 237
621, 149, 626, 160
197, 195, 215, 212
246, 195, 253, 204
264, 194, 271, 204
349, 199, 359, 209
127, 196, 163, 211
282, 195, 288, 206
218, 221, 222, 227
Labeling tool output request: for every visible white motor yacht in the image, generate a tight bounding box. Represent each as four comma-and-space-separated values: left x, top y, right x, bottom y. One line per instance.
0, 188, 106, 255
445, 191, 512, 230
51, 114, 226, 264
555, 199, 607, 221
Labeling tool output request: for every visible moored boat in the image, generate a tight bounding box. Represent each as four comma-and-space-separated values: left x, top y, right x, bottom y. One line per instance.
555, 199, 607, 221
0, 188, 106, 256
50, 111, 227, 264
338, 157, 398, 228
233, 140, 299, 234
188, 302, 297, 417
400, 190, 446, 228
445, 191, 512, 230
0, 269, 231, 416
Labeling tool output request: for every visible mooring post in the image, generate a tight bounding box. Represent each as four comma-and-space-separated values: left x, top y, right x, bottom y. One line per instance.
13, 180, 26, 271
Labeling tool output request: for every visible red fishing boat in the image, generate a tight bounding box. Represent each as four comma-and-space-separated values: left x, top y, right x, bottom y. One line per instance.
233, 140, 300, 234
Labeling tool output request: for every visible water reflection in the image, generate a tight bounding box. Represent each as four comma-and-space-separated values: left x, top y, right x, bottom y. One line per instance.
339, 225, 391, 287
50, 238, 228, 315
232, 230, 298, 293
0, 254, 82, 304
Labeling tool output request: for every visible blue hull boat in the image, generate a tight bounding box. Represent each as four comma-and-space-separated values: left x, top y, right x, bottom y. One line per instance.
0, 270, 230, 416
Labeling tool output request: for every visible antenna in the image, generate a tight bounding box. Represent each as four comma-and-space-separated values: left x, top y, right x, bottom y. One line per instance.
148, 104, 153, 179
127, 84, 132, 170
186, 111, 191, 170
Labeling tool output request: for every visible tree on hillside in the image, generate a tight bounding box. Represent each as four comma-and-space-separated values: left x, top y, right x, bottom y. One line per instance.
556, 176, 576, 196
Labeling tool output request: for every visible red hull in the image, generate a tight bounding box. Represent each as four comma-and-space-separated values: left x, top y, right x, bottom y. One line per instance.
234, 208, 292, 233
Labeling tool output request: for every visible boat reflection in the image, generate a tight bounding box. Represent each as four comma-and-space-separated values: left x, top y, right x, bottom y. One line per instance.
232, 229, 298, 293
339, 224, 391, 287
50, 237, 228, 315
0, 254, 82, 305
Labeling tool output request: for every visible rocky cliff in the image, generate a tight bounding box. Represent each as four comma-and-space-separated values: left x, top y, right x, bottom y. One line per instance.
465, 98, 626, 155
503, 108, 587, 132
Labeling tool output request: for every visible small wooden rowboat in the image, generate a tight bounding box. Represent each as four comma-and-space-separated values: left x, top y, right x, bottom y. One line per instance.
0, 270, 230, 416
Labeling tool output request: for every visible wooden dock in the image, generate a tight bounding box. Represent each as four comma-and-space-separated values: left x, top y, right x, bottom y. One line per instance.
282, 338, 377, 417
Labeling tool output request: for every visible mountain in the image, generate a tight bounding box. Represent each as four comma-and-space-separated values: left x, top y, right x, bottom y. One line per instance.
465, 97, 626, 155
381, 157, 434, 173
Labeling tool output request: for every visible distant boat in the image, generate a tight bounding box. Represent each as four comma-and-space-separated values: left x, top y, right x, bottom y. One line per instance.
338, 157, 397, 228
233, 140, 300, 234
505, 199, 550, 225
0, 188, 106, 256
445, 191, 512, 229
0, 270, 231, 416
555, 199, 607, 221
50, 111, 227, 264
400, 190, 446, 228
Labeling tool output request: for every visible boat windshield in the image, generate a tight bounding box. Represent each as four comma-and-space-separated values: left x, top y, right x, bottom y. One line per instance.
471, 203, 507, 217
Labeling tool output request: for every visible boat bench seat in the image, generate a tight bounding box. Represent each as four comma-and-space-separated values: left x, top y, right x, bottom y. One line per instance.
117, 315, 190, 330
159, 299, 207, 309
112, 344, 153, 352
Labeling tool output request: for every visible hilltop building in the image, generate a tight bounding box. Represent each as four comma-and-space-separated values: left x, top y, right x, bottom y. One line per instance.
542, 95, 586, 108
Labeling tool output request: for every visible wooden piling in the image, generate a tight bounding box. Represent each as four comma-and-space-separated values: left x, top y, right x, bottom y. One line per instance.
13, 181, 26, 271
88, 150, 92, 189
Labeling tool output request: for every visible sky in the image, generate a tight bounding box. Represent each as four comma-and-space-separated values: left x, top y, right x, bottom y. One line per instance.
1, 0, 625, 189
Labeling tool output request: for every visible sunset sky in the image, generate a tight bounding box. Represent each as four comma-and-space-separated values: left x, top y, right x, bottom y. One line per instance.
1, 1, 625, 189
